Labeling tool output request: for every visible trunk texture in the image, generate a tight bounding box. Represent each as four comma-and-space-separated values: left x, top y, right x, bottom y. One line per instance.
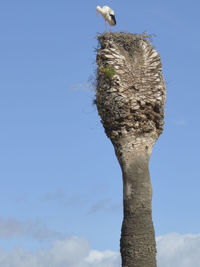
95, 32, 166, 267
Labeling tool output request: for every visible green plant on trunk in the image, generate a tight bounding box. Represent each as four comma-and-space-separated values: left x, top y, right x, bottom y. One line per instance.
100, 65, 115, 79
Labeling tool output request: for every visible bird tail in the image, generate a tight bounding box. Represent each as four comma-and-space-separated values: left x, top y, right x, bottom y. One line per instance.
110, 14, 116, 25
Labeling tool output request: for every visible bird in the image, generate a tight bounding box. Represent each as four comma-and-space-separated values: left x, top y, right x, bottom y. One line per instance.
96, 5, 116, 32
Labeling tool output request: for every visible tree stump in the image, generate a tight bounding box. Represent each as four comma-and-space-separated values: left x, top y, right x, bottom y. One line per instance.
95, 32, 166, 267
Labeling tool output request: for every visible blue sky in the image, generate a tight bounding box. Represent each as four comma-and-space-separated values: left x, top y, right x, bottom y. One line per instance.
0, 0, 200, 266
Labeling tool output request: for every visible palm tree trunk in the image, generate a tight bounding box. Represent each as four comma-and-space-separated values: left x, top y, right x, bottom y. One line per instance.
115, 138, 157, 267
95, 32, 166, 267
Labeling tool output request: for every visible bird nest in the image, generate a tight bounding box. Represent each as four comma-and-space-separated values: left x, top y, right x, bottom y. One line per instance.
97, 32, 153, 59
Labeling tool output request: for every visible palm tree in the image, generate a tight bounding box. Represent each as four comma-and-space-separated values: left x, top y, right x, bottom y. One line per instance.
95, 32, 166, 267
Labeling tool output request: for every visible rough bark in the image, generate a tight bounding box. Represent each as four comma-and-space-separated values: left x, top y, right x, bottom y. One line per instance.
95, 32, 166, 267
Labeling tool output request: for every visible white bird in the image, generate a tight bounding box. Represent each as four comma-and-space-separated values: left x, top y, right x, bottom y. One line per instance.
96, 5, 116, 32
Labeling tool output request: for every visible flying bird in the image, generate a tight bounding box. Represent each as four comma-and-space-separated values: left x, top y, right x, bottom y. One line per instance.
96, 5, 116, 32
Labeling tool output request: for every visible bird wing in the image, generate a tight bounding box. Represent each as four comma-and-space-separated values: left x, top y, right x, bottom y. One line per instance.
103, 6, 114, 14
108, 7, 114, 15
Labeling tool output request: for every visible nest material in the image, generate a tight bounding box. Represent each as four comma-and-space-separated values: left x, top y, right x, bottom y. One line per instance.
95, 32, 166, 146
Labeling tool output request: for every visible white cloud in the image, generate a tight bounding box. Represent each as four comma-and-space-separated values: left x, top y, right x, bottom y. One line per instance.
173, 119, 187, 126
0, 237, 120, 267
70, 81, 95, 92
0, 233, 200, 267
41, 190, 87, 208
0, 217, 63, 241
157, 233, 200, 267
88, 199, 121, 214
